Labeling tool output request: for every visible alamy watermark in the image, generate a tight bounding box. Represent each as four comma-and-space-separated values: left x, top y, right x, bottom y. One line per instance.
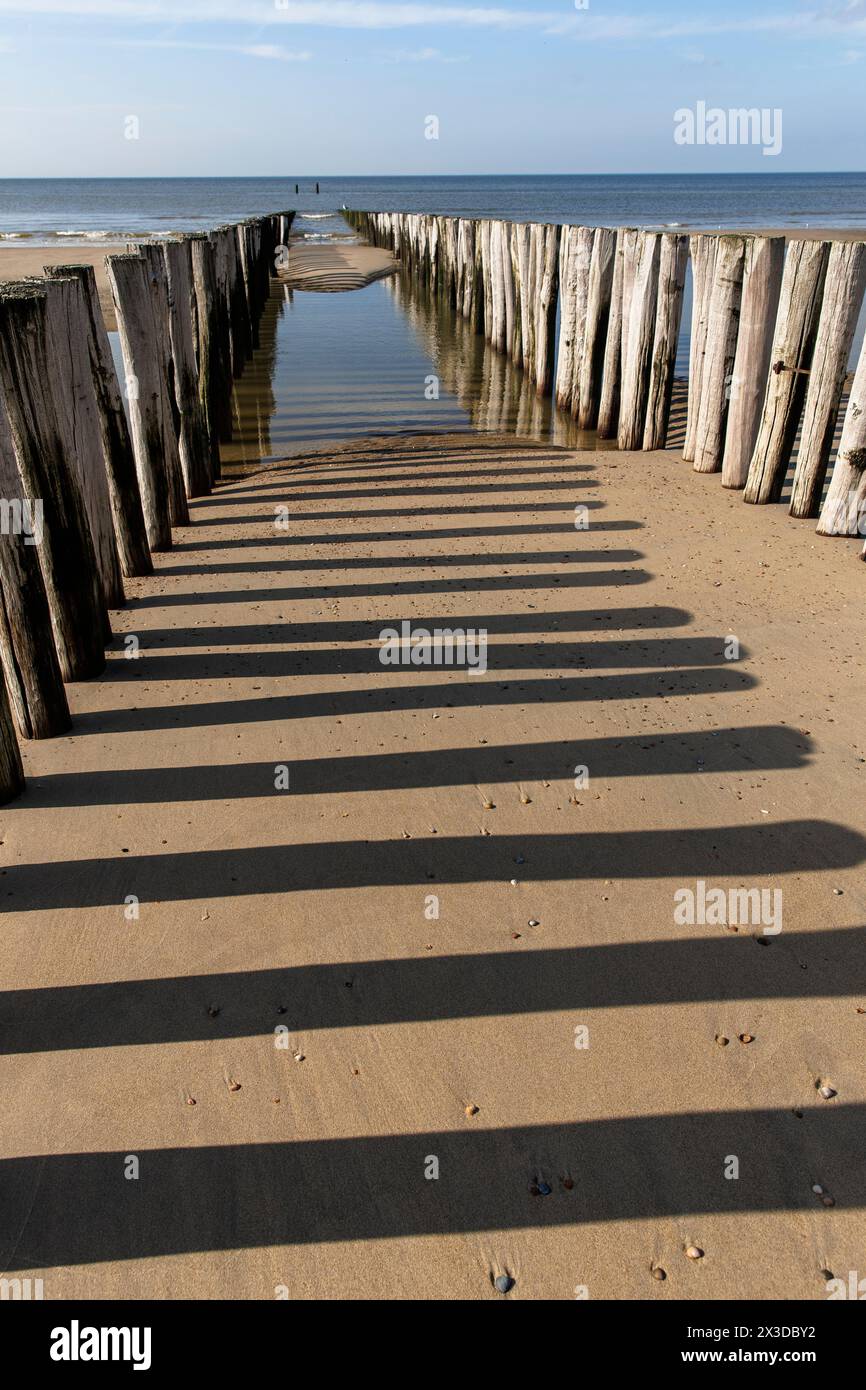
675, 102, 783, 158
0, 497, 43, 545
379, 621, 488, 673
674, 880, 783, 935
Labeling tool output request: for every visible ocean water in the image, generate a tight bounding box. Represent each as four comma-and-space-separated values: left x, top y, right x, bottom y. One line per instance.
1, 173, 866, 243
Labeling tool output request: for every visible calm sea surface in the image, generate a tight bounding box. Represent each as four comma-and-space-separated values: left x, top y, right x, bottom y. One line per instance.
2, 173, 866, 242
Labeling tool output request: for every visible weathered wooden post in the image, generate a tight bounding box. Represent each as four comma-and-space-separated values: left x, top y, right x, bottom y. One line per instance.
789, 240, 866, 517
0, 284, 108, 678
618, 232, 661, 451
106, 254, 174, 551
35, 274, 125, 610
163, 238, 212, 498
744, 239, 829, 504
189, 234, 223, 481
555, 225, 594, 414
129, 244, 190, 526
683, 234, 718, 462
720, 236, 785, 488
641, 233, 689, 451
0, 674, 24, 803
533, 223, 561, 396
577, 225, 616, 430
45, 263, 152, 578
0, 391, 71, 737
597, 228, 628, 440
818, 326, 866, 537
693, 235, 746, 474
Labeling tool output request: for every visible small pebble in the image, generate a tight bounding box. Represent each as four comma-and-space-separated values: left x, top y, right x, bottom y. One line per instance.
562, 1177, 574, 1191
819, 1085, 837, 1100
739, 1033, 754, 1045
186, 1096, 196, 1107
514, 855, 525, 865
822, 1195, 836, 1208
537, 1181, 552, 1196
294, 1052, 305, 1063
510, 879, 519, 887
528, 919, 540, 928
812, 1184, 824, 1195
465, 1103, 479, 1117
651, 1266, 667, 1282
715, 1035, 730, 1047
207, 1004, 220, 1018
227, 1079, 241, 1092
833, 888, 844, 896
494, 1275, 514, 1295
685, 1246, 704, 1261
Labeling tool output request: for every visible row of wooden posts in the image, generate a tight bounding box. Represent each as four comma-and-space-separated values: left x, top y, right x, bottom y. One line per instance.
0, 210, 294, 804
346, 209, 866, 558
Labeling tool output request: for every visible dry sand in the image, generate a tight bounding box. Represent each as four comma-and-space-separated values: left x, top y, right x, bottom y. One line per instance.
0, 245, 118, 329
0, 430, 863, 1300
284, 240, 397, 291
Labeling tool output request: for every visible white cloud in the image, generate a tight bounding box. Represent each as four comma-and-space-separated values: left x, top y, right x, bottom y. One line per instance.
384, 44, 468, 61
0, 1, 863, 45
104, 37, 312, 60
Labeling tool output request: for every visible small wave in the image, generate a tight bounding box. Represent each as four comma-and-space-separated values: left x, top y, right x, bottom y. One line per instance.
0, 231, 32, 240
298, 212, 337, 220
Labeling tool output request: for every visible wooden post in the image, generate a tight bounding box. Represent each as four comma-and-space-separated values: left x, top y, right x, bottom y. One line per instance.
720, 236, 785, 488
106, 254, 173, 551
693, 235, 746, 474
642, 233, 689, 451
0, 673, 24, 804
555, 225, 594, 414
818, 327, 866, 536
45, 264, 152, 578
0, 285, 108, 679
129, 244, 190, 526
533, 223, 561, 396
163, 239, 212, 498
789, 240, 866, 518
514, 222, 534, 370
744, 239, 829, 504
0, 390, 71, 737
683, 234, 718, 462
597, 228, 627, 440
189, 234, 223, 482
36, 275, 125, 609
489, 221, 506, 353
618, 232, 661, 451
577, 226, 616, 430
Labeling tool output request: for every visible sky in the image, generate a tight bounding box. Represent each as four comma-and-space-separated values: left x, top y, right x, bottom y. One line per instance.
0, 0, 864, 176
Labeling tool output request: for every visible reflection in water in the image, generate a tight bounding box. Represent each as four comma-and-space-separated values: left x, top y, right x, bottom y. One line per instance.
223, 268, 684, 475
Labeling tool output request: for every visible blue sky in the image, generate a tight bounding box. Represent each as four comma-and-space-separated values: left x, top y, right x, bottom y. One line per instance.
0, 0, 863, 176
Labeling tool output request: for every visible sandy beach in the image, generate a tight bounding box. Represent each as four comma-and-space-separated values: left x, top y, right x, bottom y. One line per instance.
0, 425, 863, 1299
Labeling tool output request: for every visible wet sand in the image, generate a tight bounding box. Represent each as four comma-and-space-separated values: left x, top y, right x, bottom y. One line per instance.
0, 430, 863, 1300
284, 240, 397, 291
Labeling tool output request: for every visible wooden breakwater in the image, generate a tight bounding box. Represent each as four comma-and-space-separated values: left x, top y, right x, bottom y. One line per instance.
0, 211, 295, 804
346, 210, 866, 563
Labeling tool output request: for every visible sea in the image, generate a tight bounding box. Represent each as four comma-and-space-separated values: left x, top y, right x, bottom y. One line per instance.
3, 175, 863, 462
2, 173, 866, 242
